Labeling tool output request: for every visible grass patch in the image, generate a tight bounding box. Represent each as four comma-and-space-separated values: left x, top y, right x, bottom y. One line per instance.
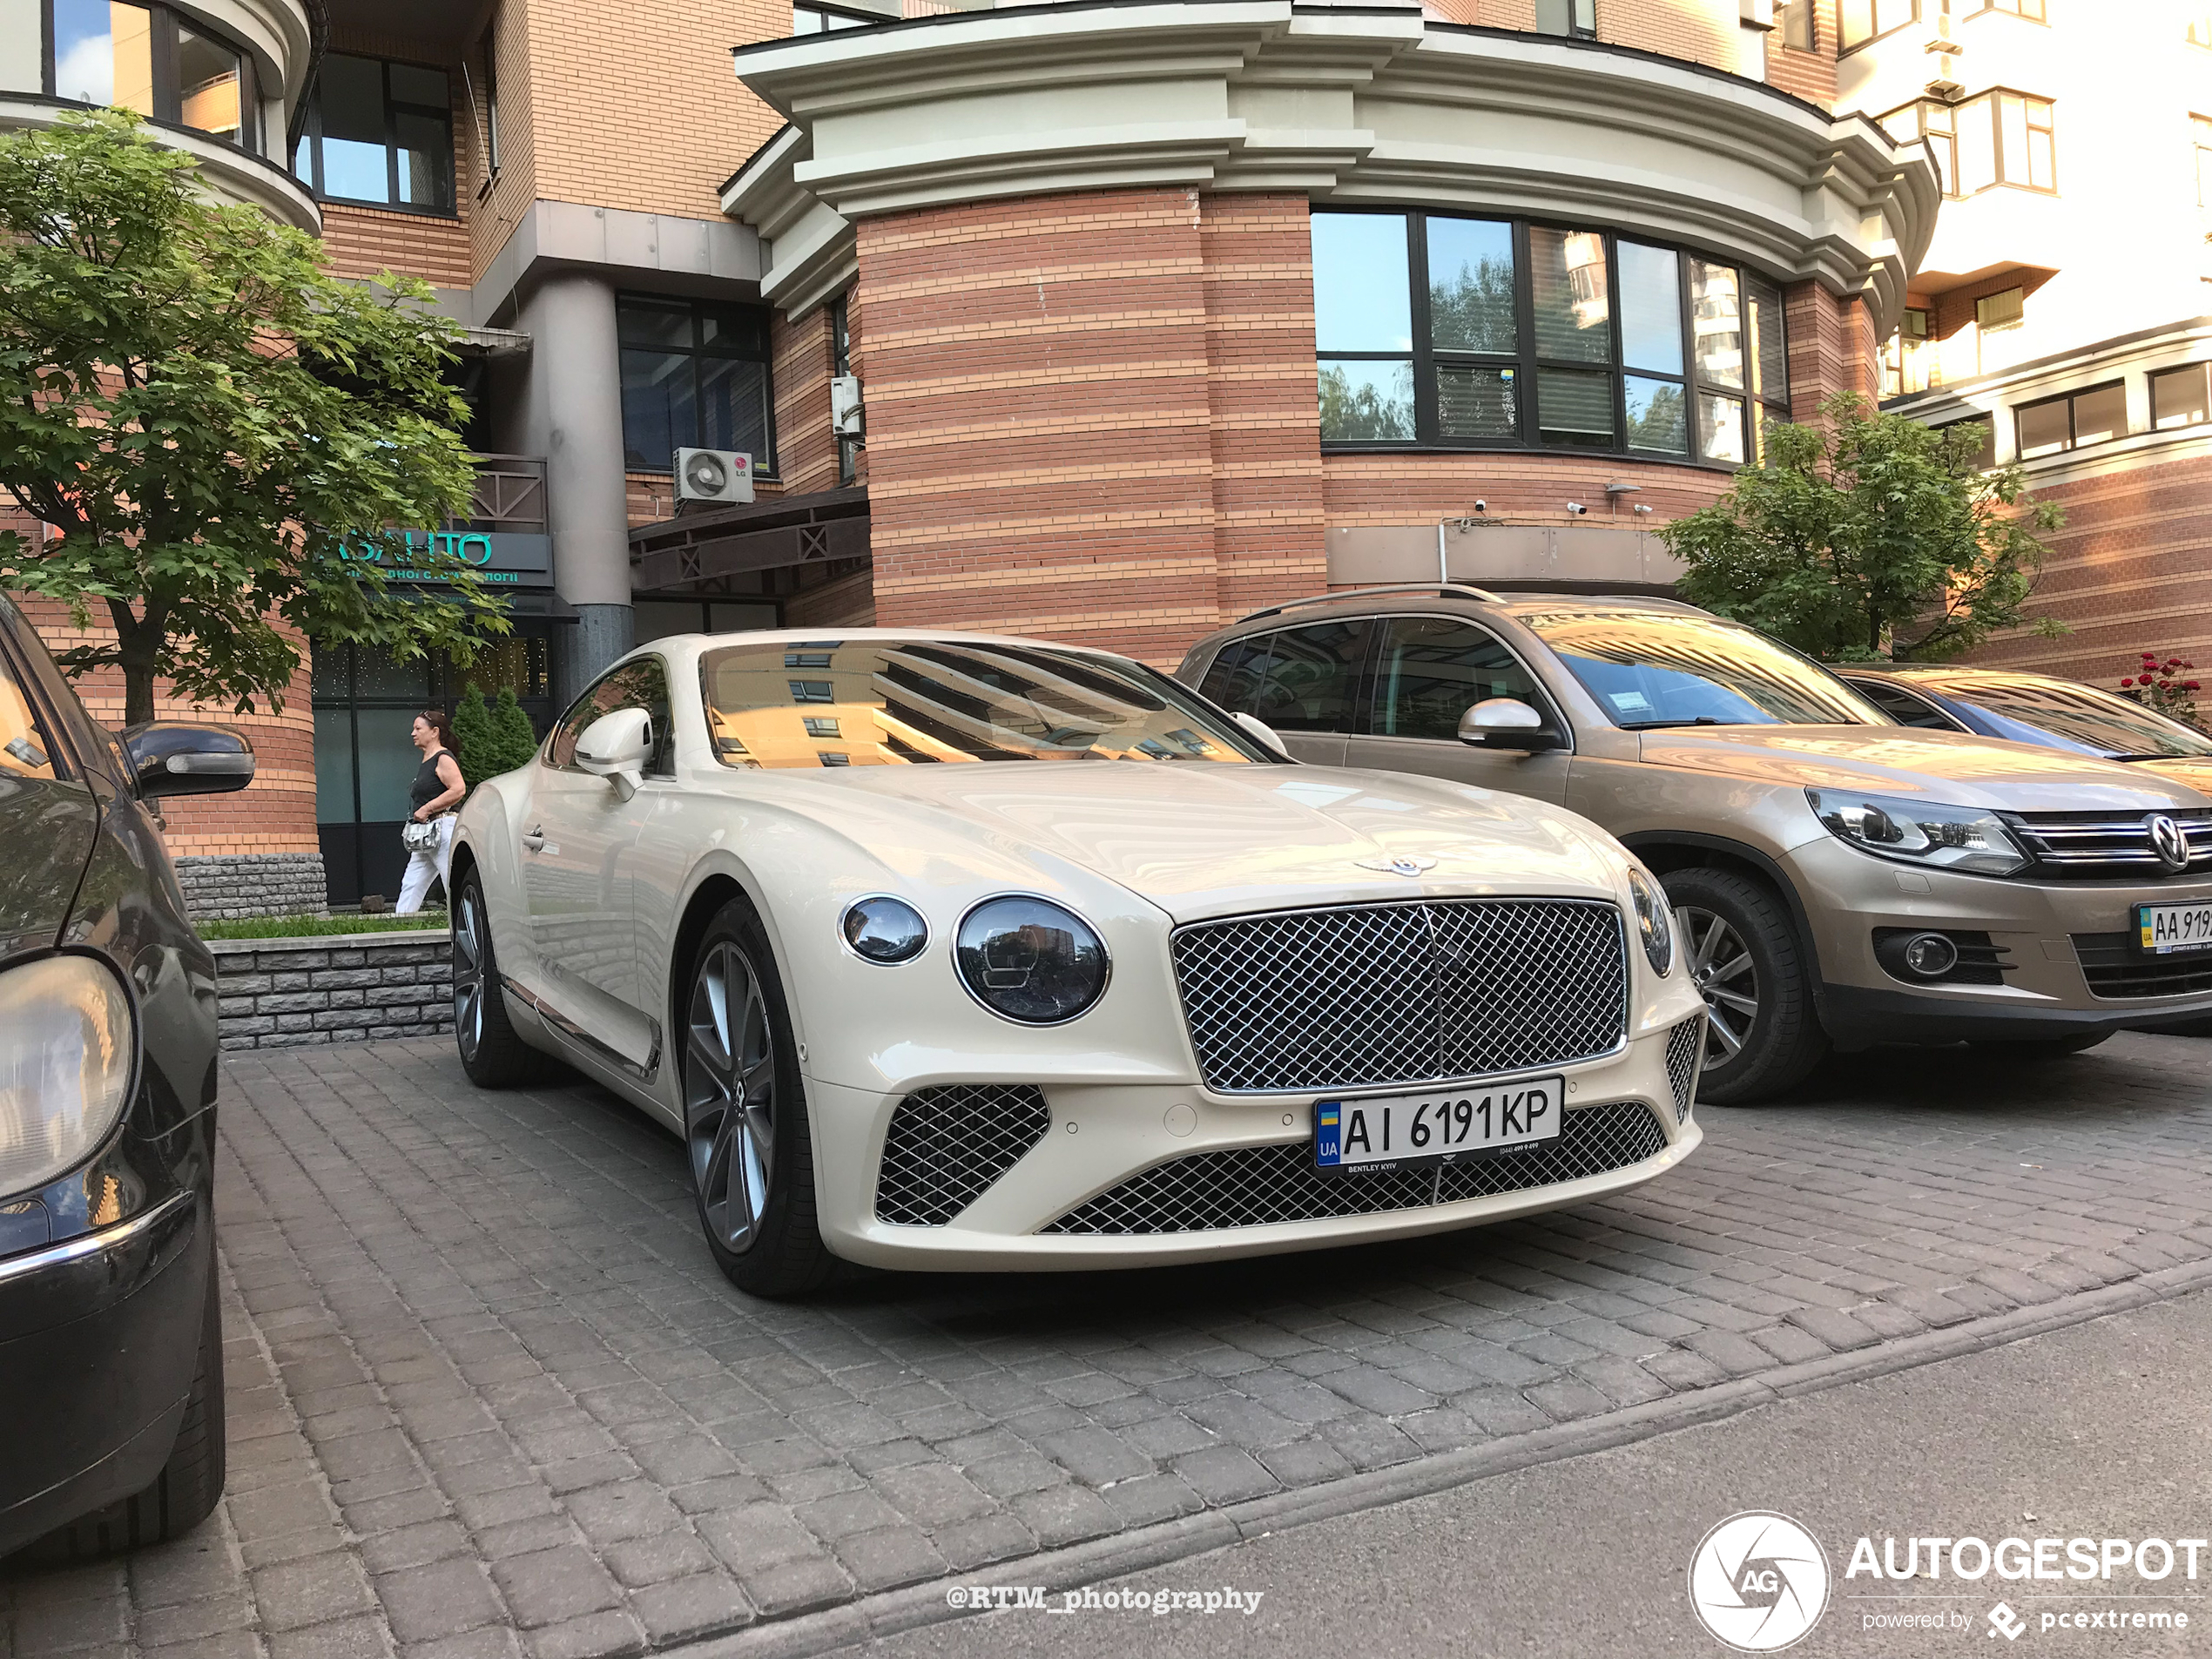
201, 911, 448, 941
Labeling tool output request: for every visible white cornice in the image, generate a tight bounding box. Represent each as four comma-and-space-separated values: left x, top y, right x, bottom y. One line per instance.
0, 97, 320, 231
723, 1, 1937, 327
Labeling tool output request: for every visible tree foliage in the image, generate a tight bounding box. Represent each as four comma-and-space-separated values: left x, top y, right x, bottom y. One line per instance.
450, 682, 496, 787
0, 111, 506, 725
489, 686, 539, 772
1659, 394, 2064, 663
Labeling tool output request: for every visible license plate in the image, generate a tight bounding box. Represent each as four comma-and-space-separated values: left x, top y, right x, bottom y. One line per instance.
2138, 900, 2212, 956
1315, 1076, 1563, 1173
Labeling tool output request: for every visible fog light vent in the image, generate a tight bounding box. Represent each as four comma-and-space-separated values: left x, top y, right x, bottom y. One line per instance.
1872, 927, 2011, 987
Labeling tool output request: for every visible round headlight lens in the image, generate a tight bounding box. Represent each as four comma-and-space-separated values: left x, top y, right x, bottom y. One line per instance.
954, 896, 1109, 1024
0, 954, 134, 1196
842, 896, 929, 965
1628, 867, 1675, 977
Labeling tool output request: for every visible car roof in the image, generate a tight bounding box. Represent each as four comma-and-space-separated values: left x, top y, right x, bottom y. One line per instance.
637, 628, 1137, 664
1842, 664, 2060, 687
1229, 587, 1711, 628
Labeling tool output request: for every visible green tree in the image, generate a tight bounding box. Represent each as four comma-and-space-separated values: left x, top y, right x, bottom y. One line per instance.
489, 686, 540, 773
450, 682, 496, 787
0, 111, 506, 725
1659, 394, 2064, 663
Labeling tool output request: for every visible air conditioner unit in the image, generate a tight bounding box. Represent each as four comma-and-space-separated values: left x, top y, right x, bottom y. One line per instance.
673, 448, 753, 506
830, 374, 864, 439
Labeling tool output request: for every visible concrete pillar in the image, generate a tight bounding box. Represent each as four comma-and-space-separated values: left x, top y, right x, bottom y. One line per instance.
516, 273, 633, 698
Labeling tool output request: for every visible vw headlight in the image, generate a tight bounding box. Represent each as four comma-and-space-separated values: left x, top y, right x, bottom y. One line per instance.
1806, 787, 2028, 877
1628, 867, 1674, 976
954, 896, 1109, 1024
0, 954, 135, 1196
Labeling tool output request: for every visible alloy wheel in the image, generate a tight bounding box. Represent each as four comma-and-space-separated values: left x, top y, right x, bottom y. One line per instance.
685, 941, 778, 1253
453, 887, 486, 1062
1676, 904, 1759, 1069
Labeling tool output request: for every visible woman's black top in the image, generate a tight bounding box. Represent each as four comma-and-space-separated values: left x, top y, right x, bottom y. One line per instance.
410, 747, 455, 814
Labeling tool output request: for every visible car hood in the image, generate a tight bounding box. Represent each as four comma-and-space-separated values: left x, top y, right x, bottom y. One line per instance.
0, 774, 98, 959
803, 760, 1629, 922
1635, 726, 2212, 813
2121, 756, 2212, 797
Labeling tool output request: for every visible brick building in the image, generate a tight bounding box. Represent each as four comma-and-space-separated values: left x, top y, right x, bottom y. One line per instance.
1858, 2, 2212, 690
3, 0, 1940, 909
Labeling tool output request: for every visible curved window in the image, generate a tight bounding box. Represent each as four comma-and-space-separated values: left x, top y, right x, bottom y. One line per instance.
1314, 212, 1791, 465
42, 1, 259, 152
1515, 607, 1886, 728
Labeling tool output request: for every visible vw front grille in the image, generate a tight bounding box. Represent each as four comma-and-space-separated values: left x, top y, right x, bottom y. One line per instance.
1172, 898, 1628, 1093
1663, 1017, 1703, 1123
875, 1084, 1051, 1226
2006, 812, 2212, 877
1043, 1101, 1667, 1235
2072, 933, 2212, 1000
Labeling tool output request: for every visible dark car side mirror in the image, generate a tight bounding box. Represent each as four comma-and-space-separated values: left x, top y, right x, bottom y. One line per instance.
1457, 698, 1567, 752
123, 723, 256, 798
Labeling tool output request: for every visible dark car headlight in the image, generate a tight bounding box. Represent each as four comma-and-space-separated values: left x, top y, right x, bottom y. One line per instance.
954, 896, 1109, 1024
1806, 787, 2028, 877
842, 896, 929, 965
1628, 867, 1674, 976
0, 954, 135, 1196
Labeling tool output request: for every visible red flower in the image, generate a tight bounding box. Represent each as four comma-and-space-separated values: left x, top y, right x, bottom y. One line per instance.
2121, 678, 2136, 687
2169, 658, 2186, 669
2188, 682, 2203, 692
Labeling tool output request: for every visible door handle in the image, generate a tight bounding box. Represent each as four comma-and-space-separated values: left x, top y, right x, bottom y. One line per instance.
521, 826, 546, 853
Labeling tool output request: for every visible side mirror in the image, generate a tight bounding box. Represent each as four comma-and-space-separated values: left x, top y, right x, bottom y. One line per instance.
123, 723, 255, 798
1457, 698, 1564, 752
575, 707, 654, 801
1231, 711, 1292, 759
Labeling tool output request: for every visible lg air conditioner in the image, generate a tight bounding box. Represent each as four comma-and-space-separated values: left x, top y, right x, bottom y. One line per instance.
673, 448, 754, 506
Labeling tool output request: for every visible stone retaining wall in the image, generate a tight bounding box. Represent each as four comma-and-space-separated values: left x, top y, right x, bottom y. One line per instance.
211, 929, 452, 1050
176, 852, 330, 921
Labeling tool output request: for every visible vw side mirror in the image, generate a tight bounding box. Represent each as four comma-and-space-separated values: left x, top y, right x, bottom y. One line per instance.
575, 707, 654, 801
123, 723, 255, 798
1231, 711, 1291, 759
1457, 698, 1563, 752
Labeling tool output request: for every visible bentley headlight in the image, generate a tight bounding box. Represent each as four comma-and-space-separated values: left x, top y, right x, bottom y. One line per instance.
1806, 787, 2028, 877
841, 896, 929, 965
1628, 867, 1674, 976
954, 897, 1109, 1024
0, 955, 135, 1196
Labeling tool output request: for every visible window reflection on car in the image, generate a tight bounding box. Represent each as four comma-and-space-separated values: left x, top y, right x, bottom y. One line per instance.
699, 639, 1273, 767
1895, 673, 2212, 760
1514, 608, 1891, 728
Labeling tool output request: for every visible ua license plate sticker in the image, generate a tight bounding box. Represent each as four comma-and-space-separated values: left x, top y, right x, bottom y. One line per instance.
1315, 1076, 1564, 1173
2138, 900, 2212, 955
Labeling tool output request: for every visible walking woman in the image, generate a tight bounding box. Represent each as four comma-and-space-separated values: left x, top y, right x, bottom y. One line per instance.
397, 709, 466, 915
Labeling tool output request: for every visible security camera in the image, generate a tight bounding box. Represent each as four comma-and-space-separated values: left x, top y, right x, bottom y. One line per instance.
1632, 502, 1654, 516
1473, 501, 1486, 514
1565, 501, 1588, 516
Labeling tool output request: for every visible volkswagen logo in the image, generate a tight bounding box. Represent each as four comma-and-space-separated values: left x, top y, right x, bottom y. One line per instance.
2147, 813, 2191, 873
1355, 855, 1438, 878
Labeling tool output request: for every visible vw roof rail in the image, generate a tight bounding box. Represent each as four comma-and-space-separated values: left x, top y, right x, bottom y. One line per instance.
1235, 583, 1506, 625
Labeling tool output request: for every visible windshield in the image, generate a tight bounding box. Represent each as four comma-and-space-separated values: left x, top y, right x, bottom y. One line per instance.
1514, 609, 1887, 728
1933, 676, 2212, 759
698, 638, 1272, 767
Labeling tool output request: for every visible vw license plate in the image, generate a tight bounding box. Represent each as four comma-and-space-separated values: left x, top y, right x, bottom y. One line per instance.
1315, 1076, 1563, 1173
2138, 900, 2212, 956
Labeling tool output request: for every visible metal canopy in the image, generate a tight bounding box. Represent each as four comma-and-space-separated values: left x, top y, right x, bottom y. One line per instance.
629, 487, 869, 597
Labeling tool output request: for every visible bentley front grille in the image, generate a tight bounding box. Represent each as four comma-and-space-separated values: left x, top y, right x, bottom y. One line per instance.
1663, 1017, 1703, 1124
875, 1084, 1051, 1226
1172, 898, 1629, 1093
1043, 1101, 1667, 1235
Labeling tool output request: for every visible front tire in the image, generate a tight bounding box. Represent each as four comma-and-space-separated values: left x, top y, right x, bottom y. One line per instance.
681, 900, 836, 1298
1664, 867, 1830, 1105
452, 866, 553, 1087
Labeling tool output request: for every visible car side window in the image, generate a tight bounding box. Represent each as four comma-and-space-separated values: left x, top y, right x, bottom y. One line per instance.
546, 658, 675, 774
1198, 621, 1367, 732
1851, 681, 1953, 731
1372, 617, 1551, 740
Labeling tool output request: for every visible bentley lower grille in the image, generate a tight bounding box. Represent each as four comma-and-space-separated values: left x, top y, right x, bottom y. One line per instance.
2073, 934, 2212, 1000
1173, 898, 1629, 1093
1663, 1017, 1703, 1123
1042, 1101, 1666, 1235
875, 1085, 1051, 1226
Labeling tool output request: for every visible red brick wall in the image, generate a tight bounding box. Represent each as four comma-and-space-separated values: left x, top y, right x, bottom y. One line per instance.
1786, 279, 1878, 419
774, 302, 842, 498
1764, 0, 1838, 106
320, 203, 475, 290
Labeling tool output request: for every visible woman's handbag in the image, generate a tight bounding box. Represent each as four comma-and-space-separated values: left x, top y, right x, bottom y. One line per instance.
401, 818, 440, 853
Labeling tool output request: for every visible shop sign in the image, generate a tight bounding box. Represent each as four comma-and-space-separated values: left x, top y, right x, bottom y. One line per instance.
344, 529, 553, 587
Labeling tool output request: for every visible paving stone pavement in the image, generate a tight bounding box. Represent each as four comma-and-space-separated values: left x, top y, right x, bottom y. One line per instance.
5, 1029, 2212, 1659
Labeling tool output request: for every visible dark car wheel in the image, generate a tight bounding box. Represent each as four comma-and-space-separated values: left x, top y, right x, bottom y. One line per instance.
1664, 867, 1831, 1105
24, 1254, 225, 1561
453, 866, 554, 1088
682, 899, 837, 1298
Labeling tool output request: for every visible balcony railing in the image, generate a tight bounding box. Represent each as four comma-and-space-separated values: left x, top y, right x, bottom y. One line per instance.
448, 455, 547, 534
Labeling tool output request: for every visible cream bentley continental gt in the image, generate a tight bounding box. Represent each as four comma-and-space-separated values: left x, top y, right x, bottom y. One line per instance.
447, 632, 1707, 1295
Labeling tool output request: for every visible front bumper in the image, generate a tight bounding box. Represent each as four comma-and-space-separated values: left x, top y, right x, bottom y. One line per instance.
1784, 838, 2212, 1046
0, 1190, 210, 1558
807, 1019, 1702, 1271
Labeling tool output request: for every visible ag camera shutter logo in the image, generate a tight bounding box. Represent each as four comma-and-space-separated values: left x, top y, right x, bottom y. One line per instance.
1689, 1512, 1831, 1651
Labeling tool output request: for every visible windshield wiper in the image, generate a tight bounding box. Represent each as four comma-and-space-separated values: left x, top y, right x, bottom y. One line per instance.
1616, 717, 1730, 730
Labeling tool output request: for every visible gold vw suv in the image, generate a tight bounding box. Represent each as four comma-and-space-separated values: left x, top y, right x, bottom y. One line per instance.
1177, 589, 2212, 1103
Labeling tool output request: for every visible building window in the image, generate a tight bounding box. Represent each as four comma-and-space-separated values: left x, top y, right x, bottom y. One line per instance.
1974, 286, 2025, 374
2151, 363, 2212, 429
1533, 0, 1597, 39
793, 3, 873, 32
293, 55, 455, 213
832, 293, 859, 488
2193, 10, 2212, 45
1312, 211, 1790, 465
1975, 0, 2045, 17
617, 294, 776, 475
1939, 415, 1996, 470
2014, 382, 2128, 460
45, 0, 260, 152
1840, 0, 1917, 52
1780, 0, 1816, 50
1882, 307, 1933, 397
1882, 91, 2054, 197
